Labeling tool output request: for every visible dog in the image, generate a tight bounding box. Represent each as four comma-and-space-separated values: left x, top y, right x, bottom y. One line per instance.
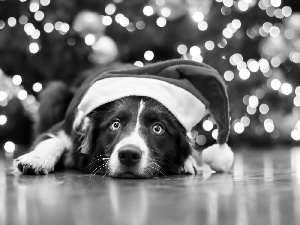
14, 66, 199, 178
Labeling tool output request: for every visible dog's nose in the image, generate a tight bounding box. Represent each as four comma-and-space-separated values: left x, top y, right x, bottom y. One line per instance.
118, 145, 142, 166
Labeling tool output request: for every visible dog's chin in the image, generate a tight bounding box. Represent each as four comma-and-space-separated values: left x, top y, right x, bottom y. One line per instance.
110, 172, 153, 179
108, 166, 158, 179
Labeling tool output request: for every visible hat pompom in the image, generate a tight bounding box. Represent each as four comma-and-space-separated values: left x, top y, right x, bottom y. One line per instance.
202, 143, 234, 172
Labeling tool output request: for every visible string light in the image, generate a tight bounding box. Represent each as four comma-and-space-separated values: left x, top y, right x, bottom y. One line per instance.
249, 95, 259, 108
294, 97, 300, 106
0, 115, 7, 125
136, 21, 145, 30
8, 17, 17, 27
205, 41, 215, 50
134, 61, 144, 67
259, 104, 269, 114
29, 2, 39, 13
85, 34, 96, 45
31, 29, 40, 39
241, 116, 250, 127
40, 0, 51, 6
224, 70, 234, 81
270, 79, 281, 90
156, 0, 165, 6
198, 21, 208, 31
4, 141, 15, 153
177, 44, 187, 54
291, 130, 300, 141
238, 1, 249, 12
223, 0, 234, 7
102, 16, 113, 26
34, 11, 44, 21
196, 135, 206, 145
0, 91, 8, 101
282, 6, 292, 17
192, 12, 204, 22
247, 106, 256, 115
247, 59, 259, 72
264, 118, 274, 133
156, 17, 166, 27
269, 26, 280, 37
29, 42, 40, 54
144, 50, 154, 61
281, 83, 292, 95
258, 58, 269, 71
189, 46, 201, 56
12, 75, 22, 85
0, 20, 5, 29
270, 0, 281, 8
212, 129, 218, 139
203, 120, 214, 131
119, 17, 129, 27
290, 52, 300, 63
32, 82, 42, 92
105, 4, 116, 15
24, 23, 35, 35
161, 7, 171, 18
239, 69, 251, 80
143, 6, 154, 16
234, 122, 244, 134
44, 23, 54, 33
18, 90, 28, 100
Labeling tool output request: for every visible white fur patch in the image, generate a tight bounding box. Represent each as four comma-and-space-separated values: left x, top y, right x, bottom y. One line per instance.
109, 100, 149, 174
14, 131, 72, 174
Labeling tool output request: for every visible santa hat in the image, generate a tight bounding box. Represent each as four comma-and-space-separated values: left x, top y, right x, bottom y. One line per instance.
78, 59, 234, 172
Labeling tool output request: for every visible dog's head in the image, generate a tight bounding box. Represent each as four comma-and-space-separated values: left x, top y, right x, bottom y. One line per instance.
77, 96, 192, 178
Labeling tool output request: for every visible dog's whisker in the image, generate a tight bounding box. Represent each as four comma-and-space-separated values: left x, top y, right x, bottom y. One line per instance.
152, 158, 172, 170
96, 161, 109, 177
144, 168, 153, 179
149, 164, 167, 178
84, 158, 102, 171
89, 160, 109, 177
150, 161, 167, 177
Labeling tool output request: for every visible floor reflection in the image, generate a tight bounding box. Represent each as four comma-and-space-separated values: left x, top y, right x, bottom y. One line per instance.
1, 148, 300, 225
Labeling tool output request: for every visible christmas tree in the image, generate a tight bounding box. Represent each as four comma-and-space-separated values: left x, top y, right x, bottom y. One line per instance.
0, 0, 299, 153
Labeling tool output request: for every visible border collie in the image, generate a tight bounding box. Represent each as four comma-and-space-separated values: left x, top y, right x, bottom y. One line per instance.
14, 69, 199, 178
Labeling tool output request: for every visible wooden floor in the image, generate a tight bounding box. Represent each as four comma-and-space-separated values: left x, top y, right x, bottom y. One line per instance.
1, 147, 300, 225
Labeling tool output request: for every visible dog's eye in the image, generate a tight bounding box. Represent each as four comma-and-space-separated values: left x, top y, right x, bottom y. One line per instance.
152, 124, 164, 134
111, 121, 121, 130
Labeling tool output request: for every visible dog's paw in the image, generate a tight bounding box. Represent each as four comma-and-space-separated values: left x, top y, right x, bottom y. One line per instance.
14, 152, 55, 175
181, 155, 199, 175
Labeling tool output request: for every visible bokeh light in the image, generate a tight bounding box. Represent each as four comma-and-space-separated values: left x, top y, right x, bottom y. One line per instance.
0, 115, 7, 125
12, 75, 22, 85
4, 141, 15, 153
144, 50, 154, 61
203, 120, 214, 131
234, 122, 244, 134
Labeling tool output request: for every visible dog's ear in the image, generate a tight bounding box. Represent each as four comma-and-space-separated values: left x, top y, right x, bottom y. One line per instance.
79, 118, 99, 154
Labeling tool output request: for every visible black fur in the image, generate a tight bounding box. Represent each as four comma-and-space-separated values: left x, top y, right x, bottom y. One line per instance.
36, 81, 74, 134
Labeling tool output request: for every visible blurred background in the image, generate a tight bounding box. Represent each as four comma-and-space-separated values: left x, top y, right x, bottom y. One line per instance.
0, 0, 299, 154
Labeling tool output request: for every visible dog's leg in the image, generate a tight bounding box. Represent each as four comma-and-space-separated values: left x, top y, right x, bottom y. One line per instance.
182, 155, 199, 175
14, 129, 72, 175
181, 146, 200, 175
